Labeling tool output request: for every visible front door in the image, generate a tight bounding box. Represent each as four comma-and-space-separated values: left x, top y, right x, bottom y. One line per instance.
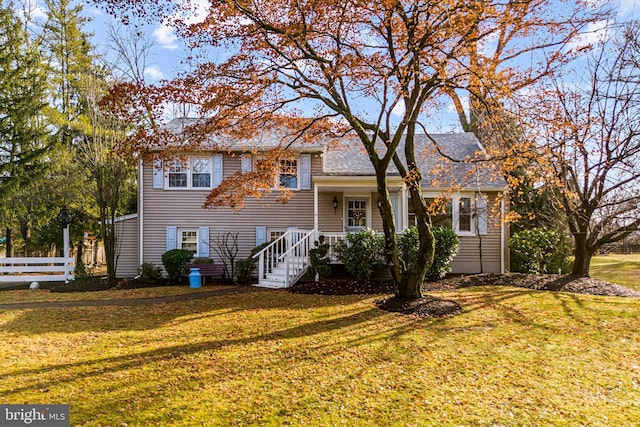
345, 199, 368, 231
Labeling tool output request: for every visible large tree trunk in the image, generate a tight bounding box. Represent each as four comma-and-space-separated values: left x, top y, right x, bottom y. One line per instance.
20, 220, 31, 256
376, 172, 434, 300
102, 218, 117, 285
5, 227, 13, 257
571, 232, 593, 277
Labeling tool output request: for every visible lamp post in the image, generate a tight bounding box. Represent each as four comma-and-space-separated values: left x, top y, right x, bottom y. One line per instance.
57, 207, 73, 282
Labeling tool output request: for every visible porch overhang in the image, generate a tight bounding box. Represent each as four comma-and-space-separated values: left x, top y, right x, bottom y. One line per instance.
312, 175, 405, 192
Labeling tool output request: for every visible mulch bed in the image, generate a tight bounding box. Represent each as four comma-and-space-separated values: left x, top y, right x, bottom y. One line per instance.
425, 272, 640, 298
289, 272, 640, 318
17, 271, 637, 320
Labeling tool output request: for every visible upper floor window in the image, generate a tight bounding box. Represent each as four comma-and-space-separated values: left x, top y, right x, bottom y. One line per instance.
244, 153, 310, 191
425, 197, 453, 229
279, 159, 298, 189
160, 155, 221, 190
191, 158, 212, 188
168, 160, 188, 188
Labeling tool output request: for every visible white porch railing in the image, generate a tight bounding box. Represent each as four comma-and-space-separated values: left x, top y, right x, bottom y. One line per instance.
253, 230, 387, 287
253, 229, 317, 288
0, 257, 75, 283
322, 232, 347, 262
278, 229, 316, 287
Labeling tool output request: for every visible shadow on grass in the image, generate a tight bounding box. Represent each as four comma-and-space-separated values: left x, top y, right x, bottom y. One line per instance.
443, 286, 595, 329
0, 303, 396, 397
0, 287, 376, 335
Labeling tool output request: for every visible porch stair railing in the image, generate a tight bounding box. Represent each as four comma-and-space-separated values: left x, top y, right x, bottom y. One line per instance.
253, 229, 317, 288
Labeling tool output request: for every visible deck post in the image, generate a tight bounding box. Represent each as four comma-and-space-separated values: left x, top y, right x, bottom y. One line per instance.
63, 225, 72, 282
313, 182, 319, 231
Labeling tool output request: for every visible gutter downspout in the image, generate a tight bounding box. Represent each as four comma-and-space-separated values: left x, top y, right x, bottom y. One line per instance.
138, 156, 144, 268
401, 183, 408, 231
501, 190, 506, 273
313, 181, 318, 235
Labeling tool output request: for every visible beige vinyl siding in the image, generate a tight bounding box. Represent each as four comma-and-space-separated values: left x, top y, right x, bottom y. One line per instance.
317, 192, 343, 232
115, 215, 139, 278
142, 152, 506, 275
142, 153, 321, 268
450, 193, 504, 274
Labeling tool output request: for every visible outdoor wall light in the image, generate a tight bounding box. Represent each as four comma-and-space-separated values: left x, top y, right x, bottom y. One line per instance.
332, 196, 339, 214
57, 206, 72, 228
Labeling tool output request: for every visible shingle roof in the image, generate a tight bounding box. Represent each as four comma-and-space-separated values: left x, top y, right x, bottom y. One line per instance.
163, 119, 506, 189
162, 118, 325, 151
322, 133, 506, 189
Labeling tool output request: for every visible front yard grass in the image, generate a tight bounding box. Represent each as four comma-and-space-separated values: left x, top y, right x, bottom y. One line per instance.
1, 280, 639, 425
590, 253, 640, 292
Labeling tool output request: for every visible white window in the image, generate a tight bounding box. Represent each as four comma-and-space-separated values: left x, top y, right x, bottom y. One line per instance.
166, 226, 210, 258
457, 197, 473, 233
278, 159, 298, 189
251, 154, 311, 191
269, 229, 287, 241
425, 197, 453, 229
180, 229, 198, 254
346, 199, 368, 230
164, 156, 221, 189
168, 159, 188, 188
191, 158, 212, 188
410, 194, 482, 235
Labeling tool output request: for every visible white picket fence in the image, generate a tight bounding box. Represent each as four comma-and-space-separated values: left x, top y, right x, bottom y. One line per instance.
0, 257, 75, 283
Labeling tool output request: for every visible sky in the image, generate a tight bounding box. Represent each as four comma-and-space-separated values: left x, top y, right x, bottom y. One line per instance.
21, 0, 640, 130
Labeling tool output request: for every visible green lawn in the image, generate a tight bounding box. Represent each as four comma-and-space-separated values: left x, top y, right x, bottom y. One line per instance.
590, 254, 640, 292
0, 257, 639, 426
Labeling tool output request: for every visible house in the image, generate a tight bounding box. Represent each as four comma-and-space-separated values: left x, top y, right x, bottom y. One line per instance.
115, 120, 509, 287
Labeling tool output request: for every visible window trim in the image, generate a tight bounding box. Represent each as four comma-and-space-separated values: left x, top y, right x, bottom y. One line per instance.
278, 158, 299, 190
455, 195, 474, 236
178, 228, 199, 256
163, 156, 220, 190
419, 193, 479, 236
345, 197, 370, 231
254, 155, 303, 191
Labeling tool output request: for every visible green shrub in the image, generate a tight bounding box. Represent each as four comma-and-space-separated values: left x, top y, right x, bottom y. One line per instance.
161, 249, 194, 282
309, 235, 331, 280
428, 227, 460, 280
137, 262, 163, 282
235, 241, 271, 284
334, 228, 385, 281
398, 226, 459, 280
510, 227, 570, 274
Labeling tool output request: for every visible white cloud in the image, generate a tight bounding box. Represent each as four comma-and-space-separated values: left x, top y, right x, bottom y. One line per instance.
617, 0, 639, 18
153, 0, 210, 50
567, 20, 614, 52
391, 100, 405, 117
153, 24, 179, 50
20, 0, 47, 22
181, 0, 210, 26
145, 66, 164, 81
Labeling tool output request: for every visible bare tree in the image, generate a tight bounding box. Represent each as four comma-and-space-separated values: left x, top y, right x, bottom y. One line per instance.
529, 22, 640, 276
77, 71, 135, 283
212, 232, 239, 282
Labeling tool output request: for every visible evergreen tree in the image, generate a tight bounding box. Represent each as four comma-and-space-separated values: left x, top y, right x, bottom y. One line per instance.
42, 0, 94, 146
0, 2, 51, 256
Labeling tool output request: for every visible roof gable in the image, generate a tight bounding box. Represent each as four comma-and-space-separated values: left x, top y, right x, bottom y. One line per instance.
323, 133, 506, 189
